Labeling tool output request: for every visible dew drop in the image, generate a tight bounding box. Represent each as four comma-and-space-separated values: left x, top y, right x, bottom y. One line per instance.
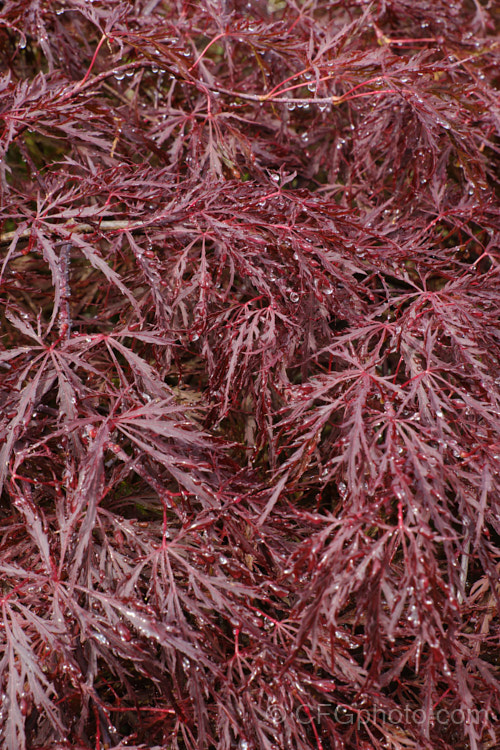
116, 622, 131, 641
407, 604, 420, 626
93, 631, 109, 646
289, 291, 300, 303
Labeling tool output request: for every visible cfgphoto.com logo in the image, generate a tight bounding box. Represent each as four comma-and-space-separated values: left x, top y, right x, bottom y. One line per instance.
265, 702, 491, 728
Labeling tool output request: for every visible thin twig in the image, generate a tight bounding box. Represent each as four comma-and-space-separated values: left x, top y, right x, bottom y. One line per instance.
0, 219, 151, 245
58, 243, 72, 339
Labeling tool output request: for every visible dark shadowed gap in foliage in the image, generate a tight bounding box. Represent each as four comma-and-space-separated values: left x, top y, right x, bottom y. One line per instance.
0, 1, 499, 749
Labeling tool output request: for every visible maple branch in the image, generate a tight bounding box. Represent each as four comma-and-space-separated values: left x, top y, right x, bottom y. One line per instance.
0, 220, 153, 245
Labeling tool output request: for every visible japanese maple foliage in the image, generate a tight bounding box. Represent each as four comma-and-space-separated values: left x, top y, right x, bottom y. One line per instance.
1, 1, 499, 749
